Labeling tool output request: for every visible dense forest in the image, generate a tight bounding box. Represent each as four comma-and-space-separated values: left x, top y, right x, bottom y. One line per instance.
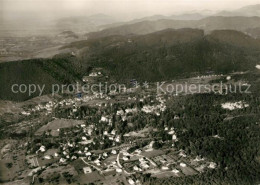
69, 29, 260, 82
1, 29, 260, 101
51, 88, 260, 184
151, 93, 260, 184
52, 83, 260, 184
0, 54, 89, 101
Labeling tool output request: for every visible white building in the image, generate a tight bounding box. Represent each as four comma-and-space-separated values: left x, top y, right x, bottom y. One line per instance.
180, 162, 187, 167
83, 167, 92, 174
111, 150, 117, 155
208, 162, 217, 169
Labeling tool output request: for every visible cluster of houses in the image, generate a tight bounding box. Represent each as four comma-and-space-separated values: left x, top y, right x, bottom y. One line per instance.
28, 83, 222, 182
128, 178, 141, 185
221, 101, 249, 110
20, 100, 57, 116
116, 107, 138, 121
139, 94, 167, 116
165, 127, 178, 141
197, 74, 224, 79
82, 70, 103, 83
34, 119, 124, 165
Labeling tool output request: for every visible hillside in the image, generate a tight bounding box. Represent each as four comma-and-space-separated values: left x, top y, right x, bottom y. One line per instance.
100, 13, 206, 30
2, 28, 260, 101
57, 31, 79, 39
70, 29, 260, 82
86, 16, 260, 39
217, 4, 260, 17
99, 4, 259, 31
170, 13, 205, 20
246, 27, 260, 38
0, 55, 87, 101
55, 14, 119, 33
87, 19, 196, 39
206, 30, 260, 49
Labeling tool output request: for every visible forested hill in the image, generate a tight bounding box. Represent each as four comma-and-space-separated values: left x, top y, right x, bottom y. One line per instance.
0, 55, 88, 101
86, 16, 260, 39
66, 28, 260, 82
1, 28, 260, 101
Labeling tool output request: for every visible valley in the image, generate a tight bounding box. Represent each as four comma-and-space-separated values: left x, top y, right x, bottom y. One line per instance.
1, 2, 260, 185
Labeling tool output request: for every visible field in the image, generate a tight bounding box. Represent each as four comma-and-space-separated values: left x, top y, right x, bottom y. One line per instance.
0, 160, 14, 182
123, 127, 157, 138
35, 118, 85, 136
78, 171, 104, 184
178, 164, 198, 176
159, 75, 224, 95
0, 151, 27, 182
0, 101, 22, 117
152, 171, 182, 178
141, 149, 165, 158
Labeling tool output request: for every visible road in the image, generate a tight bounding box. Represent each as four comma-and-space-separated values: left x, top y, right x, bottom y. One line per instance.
81, 157, 103, 173
116, 151, 136, 175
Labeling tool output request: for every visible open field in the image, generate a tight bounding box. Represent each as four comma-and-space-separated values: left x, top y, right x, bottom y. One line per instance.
0, 160, 14, 182
178, 164, 198, 176
78, 171, 104, 184
152, 171, 182, 178
35, 118, 85, 136
141, 149, 165, 158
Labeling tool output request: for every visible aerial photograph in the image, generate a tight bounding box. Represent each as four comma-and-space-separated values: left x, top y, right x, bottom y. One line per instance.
0, 0, 260, 184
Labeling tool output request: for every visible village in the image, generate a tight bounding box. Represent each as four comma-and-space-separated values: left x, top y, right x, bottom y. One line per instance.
1, 68, 252, 184
0, 73, 223, 184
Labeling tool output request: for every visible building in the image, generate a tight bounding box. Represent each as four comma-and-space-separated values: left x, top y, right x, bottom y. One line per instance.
83, 167, 92, 174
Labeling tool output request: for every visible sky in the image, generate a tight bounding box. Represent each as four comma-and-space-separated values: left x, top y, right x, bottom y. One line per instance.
1, 0, 260, 22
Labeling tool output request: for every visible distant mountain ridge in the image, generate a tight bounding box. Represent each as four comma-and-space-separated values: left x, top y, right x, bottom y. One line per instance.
54, 14, 119, 33
100, 13, 207, 30
99, 4, 260, 31
87, 16, 260, 39
217, 4, 260, 17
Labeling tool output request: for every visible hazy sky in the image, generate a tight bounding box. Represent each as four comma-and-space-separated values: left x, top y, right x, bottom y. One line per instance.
1, 0, 260, 21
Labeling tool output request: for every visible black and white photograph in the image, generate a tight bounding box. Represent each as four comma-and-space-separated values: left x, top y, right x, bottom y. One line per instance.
0, 0, 260, 184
